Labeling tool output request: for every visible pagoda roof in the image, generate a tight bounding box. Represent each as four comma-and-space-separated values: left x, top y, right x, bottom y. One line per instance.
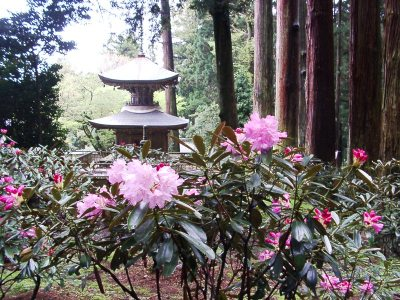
99, 55, 179, 87
89, 106, 188, 130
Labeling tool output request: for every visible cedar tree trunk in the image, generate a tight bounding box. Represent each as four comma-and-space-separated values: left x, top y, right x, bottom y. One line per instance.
335, 0, 343, 165
349, 0, 382, 162
253, 0, 274, 117
210, 1, 238, 128
298, 0, 307, 147
381, 0, 400, 160
305, 0, 336, 161
276, 0, 300, 144
161, 0, 179, 151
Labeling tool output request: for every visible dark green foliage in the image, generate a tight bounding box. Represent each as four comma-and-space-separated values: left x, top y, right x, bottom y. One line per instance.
0, 64, 66, 148
0, 0, 90, 148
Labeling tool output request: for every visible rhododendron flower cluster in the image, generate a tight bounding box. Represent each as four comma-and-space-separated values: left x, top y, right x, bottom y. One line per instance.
360, 281, 374, 294
0, 129, 7, 134
244, 113, 287, 152
0, 185, 24, 210
271, 193, 290, 214
352, 148, 368, 166
284, 147, 303, 162
0, 176, 13, 184
76, 194, 116, 218
363, 210, 384, 233
258, 249, 274, 262
265, 231, 281, 247
320, 274, 352, 295
53, 173, 63, 189
313, 208, 333, 226
107, 159, 183, 209
20, 228, 37, 238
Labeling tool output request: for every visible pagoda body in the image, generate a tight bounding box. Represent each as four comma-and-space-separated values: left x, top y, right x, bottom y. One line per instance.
90, 54, 188, 151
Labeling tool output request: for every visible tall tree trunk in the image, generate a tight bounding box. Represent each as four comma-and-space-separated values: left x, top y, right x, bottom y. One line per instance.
381, 0, 400, 160
253, 0, 274, 117
161, 0, 179, 151
335, 0, 343, 166
298, 0, 307, 147
210, 1, 238, 128
349, 0, 382, 162
305, 0, 336, 161
276, 0, 300, 145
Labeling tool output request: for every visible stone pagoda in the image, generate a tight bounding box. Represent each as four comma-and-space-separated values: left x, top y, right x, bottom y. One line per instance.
90, 54, 188, 151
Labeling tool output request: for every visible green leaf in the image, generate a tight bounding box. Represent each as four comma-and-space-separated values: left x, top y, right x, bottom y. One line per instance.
127, 202, 149, 230
63, 171, 74, 188
331, 211, 340, 225
191, 153, 207, 168
156, 238, 174, 264
179, 221, 207, 243
354, 230, 362, 249
355, 169, 376, 189
116, 147, 133, 159
163, 251, 179, 276
292, 221, 312, 242
141, 140, 151, 159
323, 235, 332, 254
177, 231, 215, 260
193, 135, 206, 155
306, 265, 318, 295
210, 122, 225, 150
79, 253, 91, 269
172, 199, 202, 219
230, 219, 244, 234
51, 188, 61, 201
294, 254, 306, 270
109, 205, 132, 230
222, 126, 238, 144
263, 183, 287, 195
271, 253, 283, 279
247, 173, 261, 189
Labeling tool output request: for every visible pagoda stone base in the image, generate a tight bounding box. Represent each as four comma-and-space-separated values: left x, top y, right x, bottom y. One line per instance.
115, 128, 169, 152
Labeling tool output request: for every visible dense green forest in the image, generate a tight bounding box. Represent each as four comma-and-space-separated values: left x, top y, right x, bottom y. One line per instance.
1, 0, 399, 162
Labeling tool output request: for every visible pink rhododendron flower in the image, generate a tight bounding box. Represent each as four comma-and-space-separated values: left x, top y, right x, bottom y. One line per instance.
184, 188, 200, 196
194, 200, 203, 206
221, 128, 247, 156
0, 129, 7, 134
363, 210, 383, 233
337, 280, 352, 295
107, 159, 127, 184
320, 274, 340, 291
291, 153, 303, 163
271, 199, 281, 214
360, 281, 374, 294
284, 147, 292, 156
53, 173, 63, 189
76, 194, 116, 218
15, 149, 22, 155
244, 113, 287, 152
0, 176, 13, 184
313, 208, 333, 226
20, 228, 36, 238
258, 249, 274, 262
352, 148, 368, 166
265, 232, 281, 247
114, 159, 184, 209
8, 141, 16, 147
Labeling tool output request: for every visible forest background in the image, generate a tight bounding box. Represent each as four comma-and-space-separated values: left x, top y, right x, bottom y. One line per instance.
0, 0, 399, 163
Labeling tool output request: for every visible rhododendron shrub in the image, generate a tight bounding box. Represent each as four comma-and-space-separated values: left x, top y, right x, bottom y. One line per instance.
0, 124, 400, 299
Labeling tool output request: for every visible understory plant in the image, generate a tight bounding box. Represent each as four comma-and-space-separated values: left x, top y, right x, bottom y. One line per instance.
0, 116, 399, 299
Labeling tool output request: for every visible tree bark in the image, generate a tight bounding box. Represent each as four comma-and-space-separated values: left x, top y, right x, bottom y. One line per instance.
210, 1, 238, 128
298, 0, 307, 147
335, 0, 343, 166
276, 0, 300, 145
305, 0, 336, 161
253, 0, 274, 117
349, 0, 382, 162
381, 0, 400, 160
161, 0, 179, 151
